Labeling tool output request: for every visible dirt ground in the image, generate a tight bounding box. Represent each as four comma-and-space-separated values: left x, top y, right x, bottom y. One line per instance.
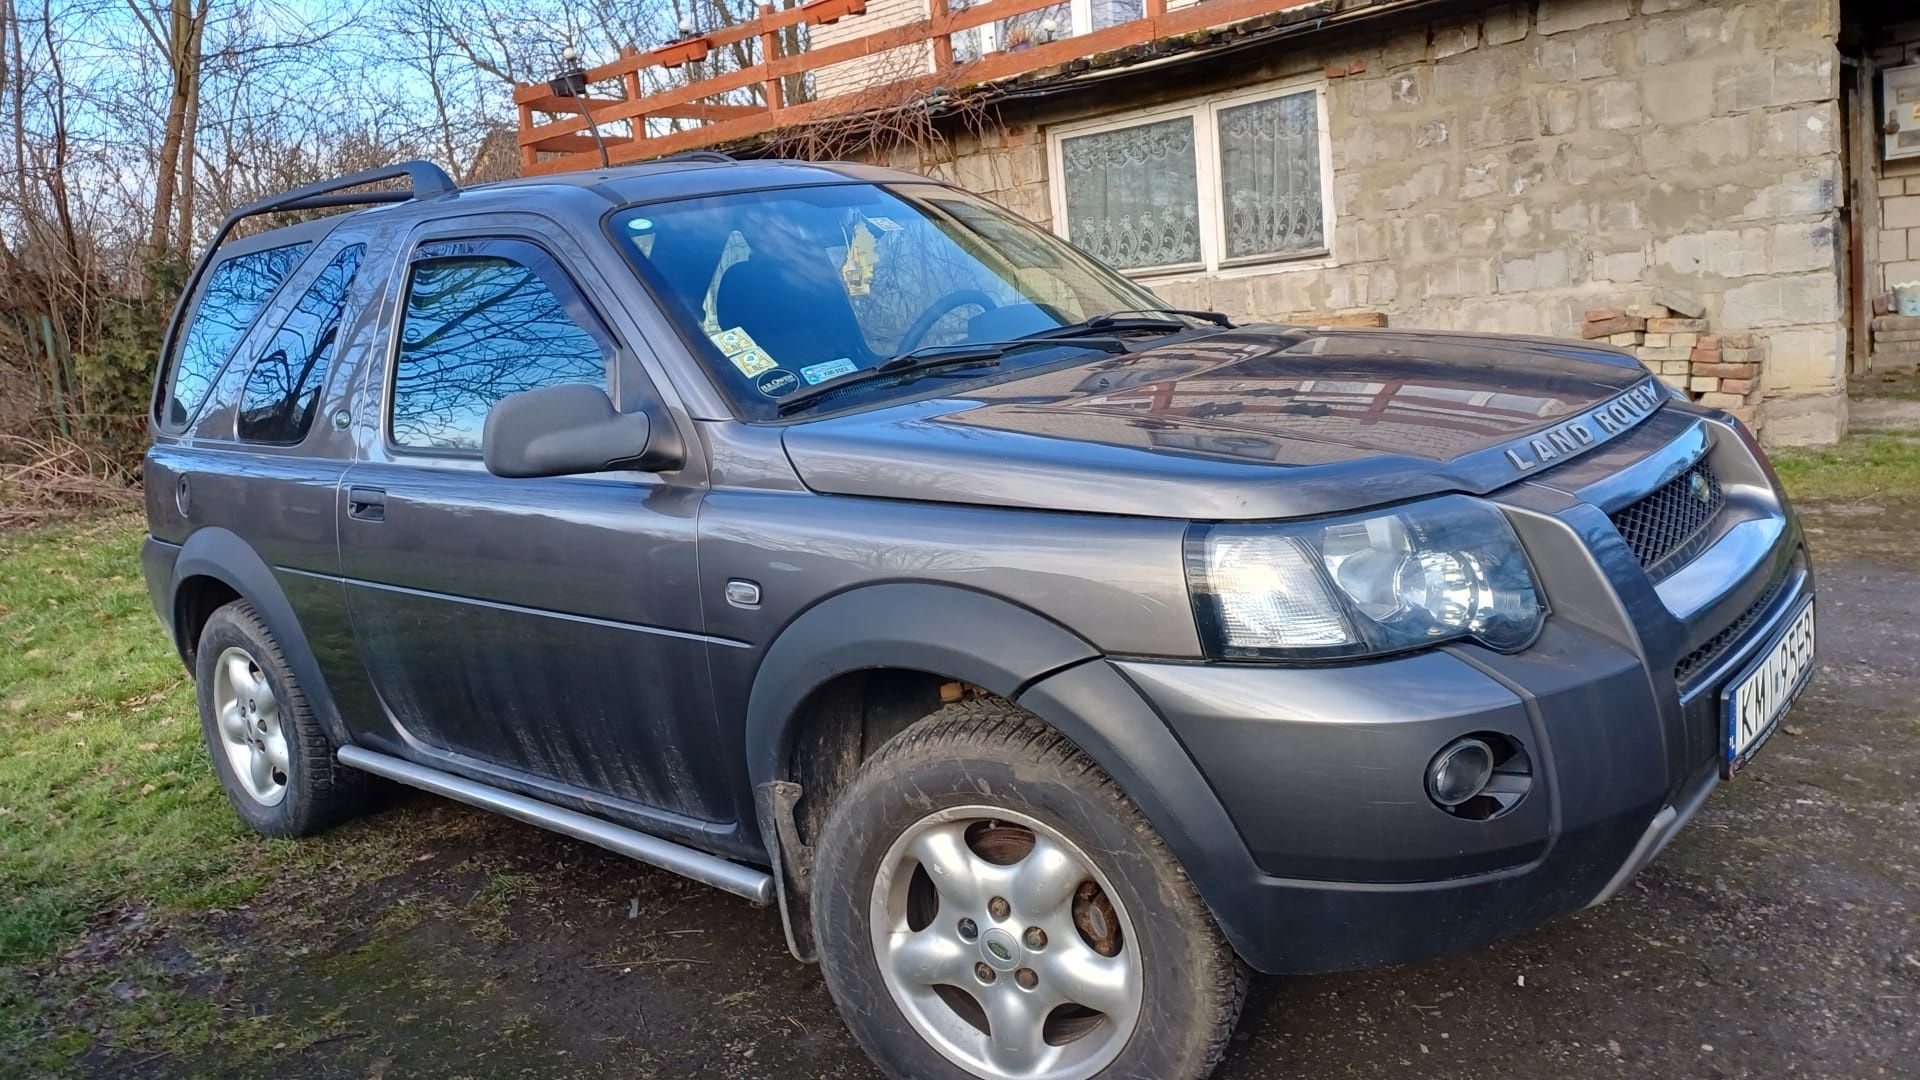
60, 495, 1920, 1080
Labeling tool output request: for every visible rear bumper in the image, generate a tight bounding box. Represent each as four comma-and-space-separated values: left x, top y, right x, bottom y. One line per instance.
141, 534, 183, 652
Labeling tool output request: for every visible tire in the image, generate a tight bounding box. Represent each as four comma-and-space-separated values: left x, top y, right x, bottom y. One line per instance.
195, 599, 369, 837
812, 699, 1247, 1080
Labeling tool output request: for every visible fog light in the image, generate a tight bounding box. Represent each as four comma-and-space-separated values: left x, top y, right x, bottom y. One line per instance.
1427, 737, 1496, 808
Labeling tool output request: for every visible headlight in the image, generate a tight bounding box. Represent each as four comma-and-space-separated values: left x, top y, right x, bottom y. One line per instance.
1185, 496, 1546, 660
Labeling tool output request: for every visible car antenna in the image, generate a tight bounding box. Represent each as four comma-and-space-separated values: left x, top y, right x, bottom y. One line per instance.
549, 45, 611, 168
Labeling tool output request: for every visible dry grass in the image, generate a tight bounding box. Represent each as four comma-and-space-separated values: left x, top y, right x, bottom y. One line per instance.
0, 435, 139, 529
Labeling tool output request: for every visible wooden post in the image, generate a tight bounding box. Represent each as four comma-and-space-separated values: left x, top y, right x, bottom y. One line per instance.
759, 4, 784, 112
1145, 0, 1165, 16
929, 0, 954, 70
624, 49, 646, 141
519, 103, 538, 171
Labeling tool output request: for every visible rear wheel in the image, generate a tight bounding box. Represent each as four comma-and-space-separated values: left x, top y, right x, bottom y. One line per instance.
195, 600, 369, 837
812, 700, 1246, 1079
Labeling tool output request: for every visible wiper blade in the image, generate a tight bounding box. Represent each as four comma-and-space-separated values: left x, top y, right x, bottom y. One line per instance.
776, 336, 1126, 415
1022, 305, 1235, 341
1122, 305, 1234, 328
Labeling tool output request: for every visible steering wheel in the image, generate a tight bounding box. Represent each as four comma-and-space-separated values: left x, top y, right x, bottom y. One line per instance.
895, 289, 1001, 354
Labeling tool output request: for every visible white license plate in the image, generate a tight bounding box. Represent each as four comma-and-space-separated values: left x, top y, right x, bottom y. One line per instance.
1722, 599, 1816, 778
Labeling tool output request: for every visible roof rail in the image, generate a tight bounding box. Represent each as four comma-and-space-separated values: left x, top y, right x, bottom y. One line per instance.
152, 160, 457, 427
656, 151, 737, 164
214, 159, 456, 238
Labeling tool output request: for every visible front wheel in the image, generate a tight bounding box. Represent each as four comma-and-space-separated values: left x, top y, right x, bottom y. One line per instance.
812, 701, 1246, 1080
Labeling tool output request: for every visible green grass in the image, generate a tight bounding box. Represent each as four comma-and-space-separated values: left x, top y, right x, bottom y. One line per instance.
0, 512, 405, 1072
0, 514, 224, 964
1771, 430, 1920, 503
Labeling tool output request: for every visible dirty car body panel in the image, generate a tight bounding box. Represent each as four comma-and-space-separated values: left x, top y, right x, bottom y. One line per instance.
143, 159, 1814, 982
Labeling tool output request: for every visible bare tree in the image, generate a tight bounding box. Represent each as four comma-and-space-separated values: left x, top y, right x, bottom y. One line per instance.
0, 0, 770, 479
125, 0, 209, 276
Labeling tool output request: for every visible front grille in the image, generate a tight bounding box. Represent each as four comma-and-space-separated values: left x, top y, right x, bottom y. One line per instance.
1674, 560, 1795, 690
1610, 460, 1725, 572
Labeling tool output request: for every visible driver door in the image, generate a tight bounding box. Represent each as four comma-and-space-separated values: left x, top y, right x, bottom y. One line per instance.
337, 227, 733, 832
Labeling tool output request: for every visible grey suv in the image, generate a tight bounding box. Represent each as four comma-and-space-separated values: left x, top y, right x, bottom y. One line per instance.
141, 157, 1817, 1080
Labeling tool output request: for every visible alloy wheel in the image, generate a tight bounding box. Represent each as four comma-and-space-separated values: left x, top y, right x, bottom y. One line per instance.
869, 804, 1143, 1080
211, 646, 290, 806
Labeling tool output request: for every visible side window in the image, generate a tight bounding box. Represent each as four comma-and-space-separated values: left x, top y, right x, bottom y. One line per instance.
389, 246, 610, 453
237, 245, 365, 445
161, 242, 311, 427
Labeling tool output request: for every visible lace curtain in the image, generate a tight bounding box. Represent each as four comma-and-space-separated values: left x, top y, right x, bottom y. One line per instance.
1060, 116, 1201, 271
1217, 90, 1324, 259
985, 0, 1139, 52
1087, 0, 1142, 28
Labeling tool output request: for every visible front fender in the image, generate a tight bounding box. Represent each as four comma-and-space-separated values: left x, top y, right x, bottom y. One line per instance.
168, 526, 354, 747
743, 583, 1100, 792
1014, 660, 1269, 970
743, 583, 1261, 966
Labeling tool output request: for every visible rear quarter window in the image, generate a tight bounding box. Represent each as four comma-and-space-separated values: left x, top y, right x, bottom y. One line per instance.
236, 245, 365, 445
160, 242, 311, 428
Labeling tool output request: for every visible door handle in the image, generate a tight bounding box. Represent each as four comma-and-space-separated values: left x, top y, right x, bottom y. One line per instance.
347, 486, 387, 522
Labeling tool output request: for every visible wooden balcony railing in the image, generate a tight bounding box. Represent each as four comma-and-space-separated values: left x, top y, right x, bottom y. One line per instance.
513, 0, 1324, 174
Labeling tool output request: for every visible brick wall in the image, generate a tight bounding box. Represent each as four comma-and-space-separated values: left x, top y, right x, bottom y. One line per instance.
1866, 19, 1920, 303
875, 0, 1849, 443
1880, 175, 1920, 290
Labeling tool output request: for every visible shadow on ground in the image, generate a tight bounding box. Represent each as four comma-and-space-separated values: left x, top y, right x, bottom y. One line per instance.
68, 498, 1920, 1080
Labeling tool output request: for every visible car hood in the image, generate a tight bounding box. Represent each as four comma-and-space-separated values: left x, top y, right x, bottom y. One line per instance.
780, 325, 1670, 520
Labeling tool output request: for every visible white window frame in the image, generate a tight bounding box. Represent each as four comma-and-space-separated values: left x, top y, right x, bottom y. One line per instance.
1045, 76, 1336, 281
975, 0, 1097, 54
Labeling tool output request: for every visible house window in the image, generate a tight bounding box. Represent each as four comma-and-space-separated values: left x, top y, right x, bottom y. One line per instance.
970, 0, 1142, 55
1049, 82, 1332, 275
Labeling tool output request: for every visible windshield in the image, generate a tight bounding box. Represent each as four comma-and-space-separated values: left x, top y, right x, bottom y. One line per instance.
611, 182, 1182, 419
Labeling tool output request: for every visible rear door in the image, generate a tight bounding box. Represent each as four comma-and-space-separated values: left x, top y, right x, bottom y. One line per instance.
335, 215, 735, 838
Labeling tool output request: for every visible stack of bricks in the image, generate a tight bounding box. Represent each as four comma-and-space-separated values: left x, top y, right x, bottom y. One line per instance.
1580, 304, 1763, 426
1870, 315, 1920, 362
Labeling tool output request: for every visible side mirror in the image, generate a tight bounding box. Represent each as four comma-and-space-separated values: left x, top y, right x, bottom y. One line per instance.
482, 384, 653, 478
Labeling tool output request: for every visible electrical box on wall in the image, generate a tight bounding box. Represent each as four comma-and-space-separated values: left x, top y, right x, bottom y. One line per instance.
1887, 63, 1920, 162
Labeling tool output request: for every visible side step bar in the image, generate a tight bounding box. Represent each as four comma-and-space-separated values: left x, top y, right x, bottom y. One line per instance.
337, 745, 774, 904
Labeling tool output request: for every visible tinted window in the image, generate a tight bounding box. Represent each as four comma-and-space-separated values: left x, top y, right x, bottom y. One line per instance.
163, 243, 310, 427
237, 245, 364, 445
390, 249, 609, 452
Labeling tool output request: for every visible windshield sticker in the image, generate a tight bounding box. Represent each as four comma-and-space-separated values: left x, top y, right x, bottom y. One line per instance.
840, 222, 876, 297
755, 368, 800, 398
729, 348, 777, 378
801, 358, 858, 385
863, 215, 903, 232
711, 326, 759, 356
710, 327, 777, 377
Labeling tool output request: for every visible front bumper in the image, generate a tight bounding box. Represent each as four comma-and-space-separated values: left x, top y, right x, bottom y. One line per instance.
1082, 411, 1813, 974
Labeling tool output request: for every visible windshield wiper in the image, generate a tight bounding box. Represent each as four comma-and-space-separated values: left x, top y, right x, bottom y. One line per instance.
776, 336, 1127, 415
1022, 305, 1235, 342
1108, 305, 1234, 327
